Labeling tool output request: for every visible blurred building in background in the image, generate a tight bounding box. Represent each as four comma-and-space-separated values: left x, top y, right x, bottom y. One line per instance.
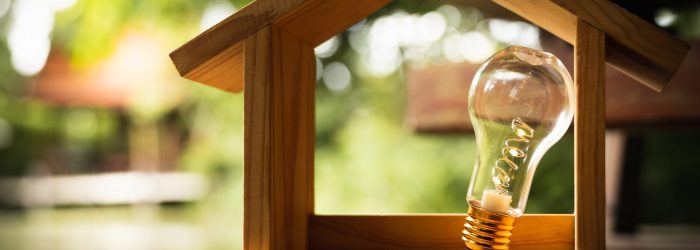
0, 0, 698, 249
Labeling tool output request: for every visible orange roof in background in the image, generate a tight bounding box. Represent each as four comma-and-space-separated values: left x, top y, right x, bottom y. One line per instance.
34, 51, 129, 108
407, 40, 700, 132
33, 31, 178, 109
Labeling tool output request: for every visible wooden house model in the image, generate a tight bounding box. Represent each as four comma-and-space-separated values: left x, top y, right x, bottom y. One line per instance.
169, 0, 689, 249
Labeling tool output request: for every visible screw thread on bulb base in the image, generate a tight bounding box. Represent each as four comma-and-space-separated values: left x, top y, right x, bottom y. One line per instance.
462, 203, 517, 250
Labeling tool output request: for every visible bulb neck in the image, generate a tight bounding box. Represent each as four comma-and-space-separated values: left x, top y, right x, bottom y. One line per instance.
462, 202, 517, 250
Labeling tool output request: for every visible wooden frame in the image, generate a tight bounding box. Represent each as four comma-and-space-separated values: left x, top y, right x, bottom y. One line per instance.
243, 25, 315, 249
309, 215, 574, 249
169, 0, 688, 249
573, 20, 606, 250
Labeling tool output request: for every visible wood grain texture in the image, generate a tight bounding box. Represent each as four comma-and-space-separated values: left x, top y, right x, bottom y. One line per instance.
308, 214, 574, 249
492, 0, 688, 92
170, 0, 388, 93
243, 25, 315, 249
183, 41, 245, 92
274, 0, 390, 46
172, 0, 304, 76
574, 20, 606, 250
492, 0, 576, 44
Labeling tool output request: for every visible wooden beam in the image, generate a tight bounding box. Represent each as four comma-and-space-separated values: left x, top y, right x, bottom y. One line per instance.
170, 0, 388, 93
182, 41, 245, 92
243, 24, 315, 249
308, 214, 574, 249
574, 20, 606, 250
492, 0, 689, 92
172, 0, 304, 78
492, 0, 577, 44
274, 0, 390, 46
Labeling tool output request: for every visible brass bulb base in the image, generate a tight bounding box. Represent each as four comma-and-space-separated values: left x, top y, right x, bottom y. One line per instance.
462, 201, 517, 250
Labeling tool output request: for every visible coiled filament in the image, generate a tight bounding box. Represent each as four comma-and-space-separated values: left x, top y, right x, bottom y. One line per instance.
492, 117, 534, 194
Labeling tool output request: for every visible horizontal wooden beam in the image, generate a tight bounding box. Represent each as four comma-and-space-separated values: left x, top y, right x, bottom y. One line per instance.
492, 0, 689, 92
170, 0, 388, 93
308, 214, 574, 249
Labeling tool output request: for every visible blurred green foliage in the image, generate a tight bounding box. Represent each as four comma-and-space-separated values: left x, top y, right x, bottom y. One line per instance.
0, 0, 251, 247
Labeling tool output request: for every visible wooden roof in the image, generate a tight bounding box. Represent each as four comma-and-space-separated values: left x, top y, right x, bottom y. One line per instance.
170, 0, 688, 93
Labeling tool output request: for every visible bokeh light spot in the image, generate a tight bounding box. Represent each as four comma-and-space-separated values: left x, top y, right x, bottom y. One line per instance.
322, 62, 352, 93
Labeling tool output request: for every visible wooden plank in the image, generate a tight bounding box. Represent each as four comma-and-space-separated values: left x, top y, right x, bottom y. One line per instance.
308, 214, 574, 249
183, 41, 245, 92
171, 0, 304, 77
574, 20, 606, 250
492, 0, 577, 44
491, 0, 688, 92
244, 25, 272, 250
275, 0, 390, 46
172, 0, 688, 93
170, 0, 388, 92
243, 24, 315, 249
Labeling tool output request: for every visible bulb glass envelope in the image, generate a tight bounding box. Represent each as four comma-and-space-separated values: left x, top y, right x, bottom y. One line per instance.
466, 46, 574, 216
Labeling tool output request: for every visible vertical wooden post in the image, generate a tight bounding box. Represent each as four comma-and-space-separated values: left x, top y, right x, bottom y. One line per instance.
574, 19, 606, 249
243, 25, 315, 249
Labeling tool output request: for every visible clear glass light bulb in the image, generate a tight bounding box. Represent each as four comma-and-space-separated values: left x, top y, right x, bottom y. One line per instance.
462, 46, 574, 249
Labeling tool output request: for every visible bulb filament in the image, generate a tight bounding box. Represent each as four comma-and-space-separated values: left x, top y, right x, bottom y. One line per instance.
492, 117, 534, 194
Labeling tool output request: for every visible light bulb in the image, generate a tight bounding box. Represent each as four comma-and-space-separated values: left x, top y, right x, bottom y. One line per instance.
462, 46, 574, 249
